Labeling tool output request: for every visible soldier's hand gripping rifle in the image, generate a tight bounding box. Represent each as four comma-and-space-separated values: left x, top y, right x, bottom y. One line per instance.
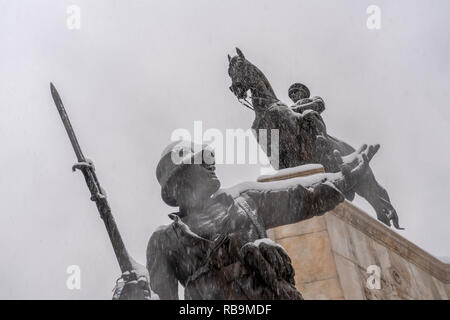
50, 83, 150, 299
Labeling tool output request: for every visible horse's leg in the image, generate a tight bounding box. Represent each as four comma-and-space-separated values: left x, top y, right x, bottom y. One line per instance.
355, 167, 402, 229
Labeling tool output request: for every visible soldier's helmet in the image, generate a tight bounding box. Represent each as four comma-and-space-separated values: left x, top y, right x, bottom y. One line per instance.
288, 83, 310, 102
156, 140, 214, 206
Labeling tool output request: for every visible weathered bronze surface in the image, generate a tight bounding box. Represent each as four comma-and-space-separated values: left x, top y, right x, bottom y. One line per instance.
227, 48, 401, 229
110, 49, 399, 300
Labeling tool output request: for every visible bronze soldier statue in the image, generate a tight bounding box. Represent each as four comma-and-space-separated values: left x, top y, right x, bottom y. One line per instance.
227, 48, 401, 229
117, 140, 379, 299
287, 82, 357, 171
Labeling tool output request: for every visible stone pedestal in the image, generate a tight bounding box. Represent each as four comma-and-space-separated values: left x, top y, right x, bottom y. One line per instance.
261, 165, 450, 300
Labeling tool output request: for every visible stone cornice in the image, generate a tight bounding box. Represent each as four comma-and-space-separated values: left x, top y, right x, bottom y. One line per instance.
331, 201, 450, 284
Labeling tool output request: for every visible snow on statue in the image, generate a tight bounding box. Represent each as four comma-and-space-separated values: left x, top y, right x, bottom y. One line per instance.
115, 140, 380, 299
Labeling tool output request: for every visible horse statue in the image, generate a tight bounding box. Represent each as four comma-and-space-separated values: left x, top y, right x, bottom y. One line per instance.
227, 48, 402, 229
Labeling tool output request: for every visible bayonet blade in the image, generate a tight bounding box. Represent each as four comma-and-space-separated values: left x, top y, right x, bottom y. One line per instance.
50, 82, 85, 162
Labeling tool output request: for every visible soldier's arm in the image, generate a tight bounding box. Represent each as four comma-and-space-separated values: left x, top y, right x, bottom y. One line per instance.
247, 144, 379, 229
246, 174, 345, 230
146, 227, 179, 300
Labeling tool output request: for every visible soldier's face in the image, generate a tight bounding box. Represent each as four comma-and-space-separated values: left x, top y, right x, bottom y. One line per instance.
176, 163, 221, 206
196, 162, 220, 194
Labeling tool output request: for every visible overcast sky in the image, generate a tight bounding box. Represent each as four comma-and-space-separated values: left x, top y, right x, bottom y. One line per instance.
0, 0, 449, 299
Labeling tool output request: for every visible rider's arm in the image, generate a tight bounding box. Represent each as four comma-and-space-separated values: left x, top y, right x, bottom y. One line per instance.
146, 227, 179, 300
310, 96, 325, 113
291, 97, 325, 114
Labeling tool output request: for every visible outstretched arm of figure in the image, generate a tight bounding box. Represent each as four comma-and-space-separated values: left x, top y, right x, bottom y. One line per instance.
247, 144, 379, 230
290, 97, 325, 114
146, 228, 179, 300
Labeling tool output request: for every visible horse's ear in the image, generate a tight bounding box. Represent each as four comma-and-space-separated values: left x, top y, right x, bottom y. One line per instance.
228, 54, 231, 63
236, 47, 245, 59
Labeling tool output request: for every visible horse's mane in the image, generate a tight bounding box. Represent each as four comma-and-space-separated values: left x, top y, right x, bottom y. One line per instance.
252, 64, 277, 99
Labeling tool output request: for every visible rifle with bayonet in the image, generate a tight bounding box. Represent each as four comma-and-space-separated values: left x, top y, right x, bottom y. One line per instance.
50, 83, 149, 299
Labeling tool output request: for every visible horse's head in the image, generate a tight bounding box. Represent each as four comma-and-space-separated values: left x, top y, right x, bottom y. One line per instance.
227, 48, 277, 110
227, 48, 257, 100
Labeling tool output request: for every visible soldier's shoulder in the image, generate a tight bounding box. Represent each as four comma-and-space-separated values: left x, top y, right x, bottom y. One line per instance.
215, 184, 263, 210
147, 224, 175, 252
216, 183, 261, 199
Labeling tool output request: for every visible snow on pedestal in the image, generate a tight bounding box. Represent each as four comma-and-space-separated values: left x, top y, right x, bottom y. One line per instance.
257, 164, 325, 182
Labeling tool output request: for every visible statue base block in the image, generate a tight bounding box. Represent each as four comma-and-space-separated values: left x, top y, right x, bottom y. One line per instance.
262, 165, 450, 300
